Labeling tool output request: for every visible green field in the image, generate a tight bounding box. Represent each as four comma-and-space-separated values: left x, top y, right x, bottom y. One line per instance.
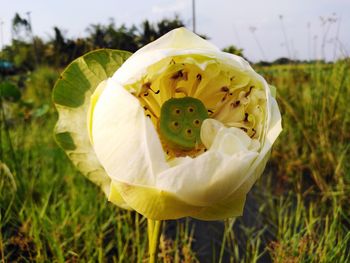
1, 61, 349, 262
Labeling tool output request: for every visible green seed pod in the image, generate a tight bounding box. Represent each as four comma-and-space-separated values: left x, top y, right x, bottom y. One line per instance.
159, 97, 209, 150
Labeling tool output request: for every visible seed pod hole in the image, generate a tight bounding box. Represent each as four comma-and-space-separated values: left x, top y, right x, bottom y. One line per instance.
193, 119, 201, 127
172, 108, 182, 116
170, 121, 181, 132
187, 106, 195, 113
185, 128, 194, 138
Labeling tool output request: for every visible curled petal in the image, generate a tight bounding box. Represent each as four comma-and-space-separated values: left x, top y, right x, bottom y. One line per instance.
112, 28, 255, 88
155, 122, 259, 207
192, 99, 282, 220
92, 79, 169, 186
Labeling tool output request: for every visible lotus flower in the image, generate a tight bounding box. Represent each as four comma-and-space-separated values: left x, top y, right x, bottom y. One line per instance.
54, 28, 282, 221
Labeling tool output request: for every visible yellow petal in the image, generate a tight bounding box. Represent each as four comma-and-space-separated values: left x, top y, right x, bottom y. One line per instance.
192, 187, 247, 220
109, 183, 132, 210
111, 180, 204, 220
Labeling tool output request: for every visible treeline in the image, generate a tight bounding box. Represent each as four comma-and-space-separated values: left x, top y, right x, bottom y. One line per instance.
6, 13, 317, 73
1, 14, 192, 70
255, 57, 334, 66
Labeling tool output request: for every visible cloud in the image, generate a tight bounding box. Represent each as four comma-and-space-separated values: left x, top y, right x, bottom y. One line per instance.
152, 0, 188, 14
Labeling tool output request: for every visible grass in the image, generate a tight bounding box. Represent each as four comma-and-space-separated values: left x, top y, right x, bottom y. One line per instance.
0, 60, 349, 262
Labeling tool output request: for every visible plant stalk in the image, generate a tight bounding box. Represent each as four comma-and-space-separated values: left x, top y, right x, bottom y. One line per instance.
147, 219, 162, 263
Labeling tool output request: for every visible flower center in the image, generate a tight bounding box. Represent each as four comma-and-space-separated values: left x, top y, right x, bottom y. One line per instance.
125, 55, 267, 158
159, 97, 208, 150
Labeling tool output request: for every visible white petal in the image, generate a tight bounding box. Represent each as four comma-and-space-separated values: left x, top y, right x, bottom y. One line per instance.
200, 118, 225, 149
192, 98, 282, 217
133, 27, 219, 53
87, 79, 108, 145
232, 96, 282, 192
201, 119, 260, 153
266, 97, 283, 147
92, 78, 168, 185
215, 106, 280, 217
90, 28, 282, 216
156, 124, 259, 206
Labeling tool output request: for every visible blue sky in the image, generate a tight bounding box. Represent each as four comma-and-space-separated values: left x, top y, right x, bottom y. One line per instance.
0, 0, 349, 62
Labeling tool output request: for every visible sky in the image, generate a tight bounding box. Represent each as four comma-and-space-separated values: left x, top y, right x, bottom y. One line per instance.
0, 0, 349, 62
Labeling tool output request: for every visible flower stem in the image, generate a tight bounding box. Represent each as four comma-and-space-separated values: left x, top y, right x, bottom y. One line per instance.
147, 219, 162, 263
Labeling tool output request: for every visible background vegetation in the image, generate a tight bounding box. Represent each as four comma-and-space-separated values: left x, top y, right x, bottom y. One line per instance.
0, 14, 349, 262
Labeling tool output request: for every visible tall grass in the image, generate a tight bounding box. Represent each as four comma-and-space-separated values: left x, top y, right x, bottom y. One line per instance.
1, 60, 349, 262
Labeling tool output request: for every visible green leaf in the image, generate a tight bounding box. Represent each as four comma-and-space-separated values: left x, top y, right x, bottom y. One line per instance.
55, 132, 76, 151
0, 81, 21, 102
53, 49, 132, 196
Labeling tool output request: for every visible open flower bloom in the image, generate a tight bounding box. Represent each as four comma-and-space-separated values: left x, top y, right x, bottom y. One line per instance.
55, 28, 282, 220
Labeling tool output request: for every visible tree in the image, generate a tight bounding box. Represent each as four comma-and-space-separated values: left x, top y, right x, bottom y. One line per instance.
156, 16, 184, 36
137, 20, 157, 47
12, 13, 31, 41
86, 21, 138, 52
1, 15, 211, 69
138, 16, 185, 47
222, 45, 244, 58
